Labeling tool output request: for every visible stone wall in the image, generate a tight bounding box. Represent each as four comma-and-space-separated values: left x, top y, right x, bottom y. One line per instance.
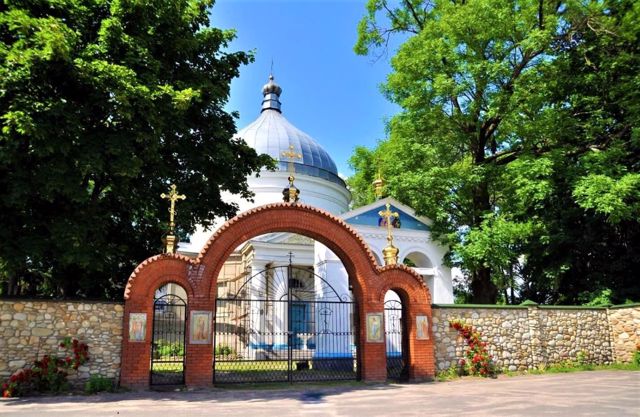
432, 304, 638, 372
0, 300, 124, 382
1, 298, 636, 384
608, 305, 640, 362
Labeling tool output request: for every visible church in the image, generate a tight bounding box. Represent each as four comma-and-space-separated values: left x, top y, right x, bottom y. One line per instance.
157, 75, 453, 382
178, 74, 453, 304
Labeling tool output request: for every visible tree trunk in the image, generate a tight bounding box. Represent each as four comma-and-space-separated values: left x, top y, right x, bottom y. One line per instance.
471, 267, 498, 303
470, 173, 498, 303
7, 273, 19, 296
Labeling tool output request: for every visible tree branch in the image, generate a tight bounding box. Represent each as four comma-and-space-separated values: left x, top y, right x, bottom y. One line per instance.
403, 0, 425, 31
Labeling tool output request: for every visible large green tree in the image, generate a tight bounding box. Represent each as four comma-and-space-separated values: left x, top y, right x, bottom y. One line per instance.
352, 0, 639, 303
0, 0, 271, 299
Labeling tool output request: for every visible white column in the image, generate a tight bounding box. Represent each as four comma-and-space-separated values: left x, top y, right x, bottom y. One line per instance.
247, 260, 268, 359
314, 242, 353, 359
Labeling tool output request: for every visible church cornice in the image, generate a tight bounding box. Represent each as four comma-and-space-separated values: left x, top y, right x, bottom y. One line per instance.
357, 229, 432, 244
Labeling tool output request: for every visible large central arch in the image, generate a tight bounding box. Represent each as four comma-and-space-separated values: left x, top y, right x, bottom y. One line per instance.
120, 202, 434, 388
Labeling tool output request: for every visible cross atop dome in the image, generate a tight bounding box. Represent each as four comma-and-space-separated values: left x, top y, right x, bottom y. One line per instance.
237, 74, 342, 186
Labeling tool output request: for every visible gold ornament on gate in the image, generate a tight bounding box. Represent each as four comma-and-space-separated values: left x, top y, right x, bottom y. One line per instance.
379, 202, 399, 265
160, 184, 186, 254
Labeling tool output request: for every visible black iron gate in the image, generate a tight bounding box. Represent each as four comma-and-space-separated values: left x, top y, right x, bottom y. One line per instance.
151, 293, 187, 385
385, 298, 406, 381
214, 264, 358, 384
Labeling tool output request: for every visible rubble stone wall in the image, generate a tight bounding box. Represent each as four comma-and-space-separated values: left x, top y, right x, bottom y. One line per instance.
432, 304, 638, 372
0, 300, 123, 382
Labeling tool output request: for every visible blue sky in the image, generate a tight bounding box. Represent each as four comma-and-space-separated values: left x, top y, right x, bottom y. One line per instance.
210, 0, 401, 176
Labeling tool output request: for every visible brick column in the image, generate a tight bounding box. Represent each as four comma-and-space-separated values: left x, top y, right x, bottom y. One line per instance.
184, 295, 214, 387
359, 301, 387, 382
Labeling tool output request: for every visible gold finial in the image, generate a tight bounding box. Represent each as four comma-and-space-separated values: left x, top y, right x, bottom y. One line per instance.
281, 145, 302, 203
160, 184, 186, 253
372, 168, 385, 199
379, 202, 400, 265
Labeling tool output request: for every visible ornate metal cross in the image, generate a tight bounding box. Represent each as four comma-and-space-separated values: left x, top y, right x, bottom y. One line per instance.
378, 202, 399, 244
161, 184, 186, 233
281, 144, 302, 184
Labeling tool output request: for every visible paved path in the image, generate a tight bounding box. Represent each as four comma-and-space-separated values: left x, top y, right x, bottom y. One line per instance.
1, 370, 639, 417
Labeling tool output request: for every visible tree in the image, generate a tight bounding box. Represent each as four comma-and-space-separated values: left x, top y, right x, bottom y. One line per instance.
0, 0, 272, 299
352, 0, 640, 303
518, 0, 640, 304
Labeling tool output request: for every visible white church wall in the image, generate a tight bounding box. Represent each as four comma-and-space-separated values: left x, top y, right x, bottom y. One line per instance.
351, 226, 454, 304
313, 242, 354, 359
179, 172, 350, 256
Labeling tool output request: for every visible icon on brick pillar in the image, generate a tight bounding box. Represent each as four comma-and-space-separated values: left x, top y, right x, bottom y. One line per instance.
129, 313, 147, 342
189, 311, 212, 344
366, 312, 384, 343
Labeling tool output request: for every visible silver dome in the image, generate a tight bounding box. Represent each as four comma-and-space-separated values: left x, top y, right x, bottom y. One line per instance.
236, 76, 344, 186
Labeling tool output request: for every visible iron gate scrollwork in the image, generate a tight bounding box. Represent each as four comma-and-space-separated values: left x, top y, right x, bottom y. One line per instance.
385, 299, 406, 381
214, 265, 358, 384
151, 293, 187, 385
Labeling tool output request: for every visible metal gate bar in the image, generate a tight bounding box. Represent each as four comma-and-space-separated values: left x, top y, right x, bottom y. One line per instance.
385, 299, 405, 381
151, 294, 187, 385
214, 265, 358, 384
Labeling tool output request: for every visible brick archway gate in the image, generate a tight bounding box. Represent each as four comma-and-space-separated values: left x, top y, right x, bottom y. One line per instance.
120, 203, 434, 388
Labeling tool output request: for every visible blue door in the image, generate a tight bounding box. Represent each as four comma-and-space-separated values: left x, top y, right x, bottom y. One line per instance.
290, 303, 307, 348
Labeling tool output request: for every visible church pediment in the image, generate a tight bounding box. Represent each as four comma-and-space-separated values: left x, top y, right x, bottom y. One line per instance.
342, 197, 431, 232
253, 232, 315, 245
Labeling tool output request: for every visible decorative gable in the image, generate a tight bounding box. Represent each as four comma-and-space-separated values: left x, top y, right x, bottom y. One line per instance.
342, 198, 430, 232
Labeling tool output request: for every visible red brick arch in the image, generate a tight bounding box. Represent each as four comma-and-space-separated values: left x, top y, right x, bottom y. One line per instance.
121, 202, 434, 388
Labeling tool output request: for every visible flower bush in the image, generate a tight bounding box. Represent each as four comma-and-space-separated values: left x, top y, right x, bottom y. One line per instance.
449, 319, 495, 377
2, 337, 90, 398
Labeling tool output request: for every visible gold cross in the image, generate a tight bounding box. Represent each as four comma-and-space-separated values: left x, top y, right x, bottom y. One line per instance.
378, 202, 399, 244
161, 184, 186, 233
281, 144, 302, 182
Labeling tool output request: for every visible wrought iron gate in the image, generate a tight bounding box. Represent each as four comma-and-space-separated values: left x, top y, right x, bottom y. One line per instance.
385, 299, 406, 380
151, 293, 187, 385
214, 265, 358, 384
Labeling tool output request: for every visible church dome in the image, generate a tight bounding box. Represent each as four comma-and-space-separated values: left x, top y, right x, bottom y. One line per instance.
236, 75, 344, 186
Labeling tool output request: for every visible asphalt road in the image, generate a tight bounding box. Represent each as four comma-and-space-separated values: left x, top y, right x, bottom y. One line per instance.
1, 370, 638, 417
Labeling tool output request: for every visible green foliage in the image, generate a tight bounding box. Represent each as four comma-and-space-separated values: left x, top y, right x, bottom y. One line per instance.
215, 344, 234, 357
0, 0, 272, 299
352, 0, 640, 304
582, 289, 613, 307
84, 375, 115, 394
573, 174, 640, 223
2, 338, 89, 397
449, 320, 495, 377
435, 364, 460, 382
154, 340, 184, 358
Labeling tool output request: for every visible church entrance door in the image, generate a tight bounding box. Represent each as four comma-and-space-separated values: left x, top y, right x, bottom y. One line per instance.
213, 264, 358, 384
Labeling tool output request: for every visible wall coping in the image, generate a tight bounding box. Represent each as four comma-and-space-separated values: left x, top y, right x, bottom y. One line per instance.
432, 304, 529, 310
0, 298, 124, 305
1, 299, 634, 309
608, 302, 640, 310
432, 303, 639, 310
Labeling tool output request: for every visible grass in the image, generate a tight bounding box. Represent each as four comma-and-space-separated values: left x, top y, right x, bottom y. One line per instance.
215, 360, 289, 372
525, 362, 640, 375
436, 361, 640, 381
152, 360, 354, 373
